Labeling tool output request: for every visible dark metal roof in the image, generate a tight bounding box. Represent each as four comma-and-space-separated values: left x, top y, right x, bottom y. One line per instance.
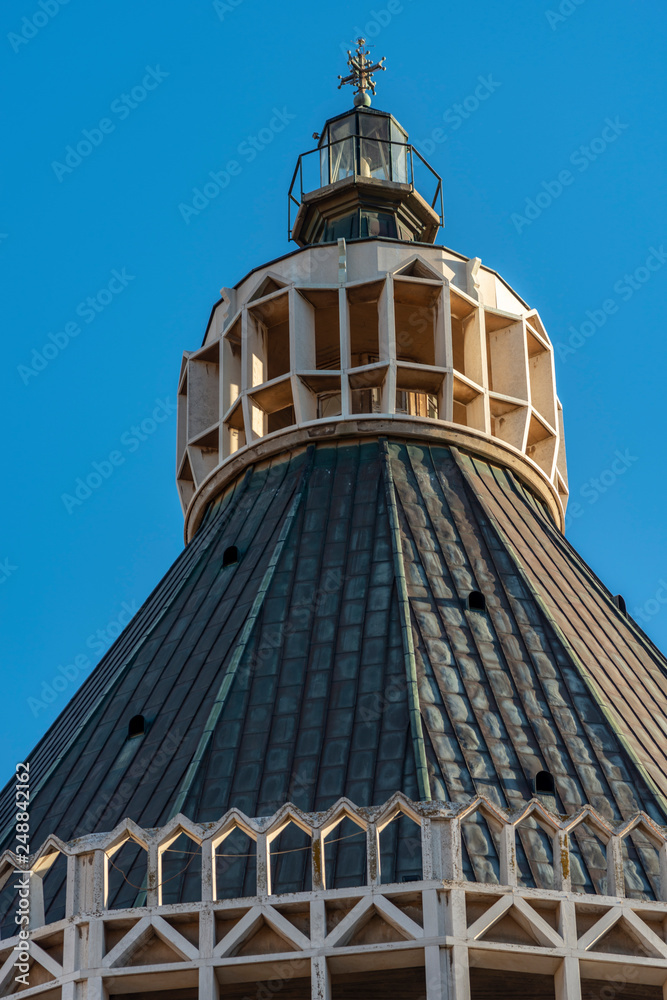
2, 439, 667, 901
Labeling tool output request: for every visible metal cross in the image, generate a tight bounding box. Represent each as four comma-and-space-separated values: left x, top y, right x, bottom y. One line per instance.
338, 37, 386, 107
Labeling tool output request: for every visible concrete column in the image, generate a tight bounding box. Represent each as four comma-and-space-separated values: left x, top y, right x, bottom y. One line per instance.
201, 837, 215, 903
366, 823, 380, 887
499, 822, 517, 887
431, 817, 462, 881
606, 835, 625, 898
338, 287, 351, 418
85, 976, 107, 999
87, 916, 105, 971
553, 830, 571, 892
312, 832, 325, 891
557, 900, 581, 1000
450, 945, 470, 1000
199, 906, 216, 959
27, 871, 44, 929
92, 851, 106, 913
425, 944, 450, 999
659, 842, 667, 902
555, 957, 582, 1000
310, 898, 327, 947
448, 889, 470, 1000
62, 922, 78, 977
146, 841, 159, 907
256, 833, 269, 896
311, 954, 331, 1000
199, 964, 221, 999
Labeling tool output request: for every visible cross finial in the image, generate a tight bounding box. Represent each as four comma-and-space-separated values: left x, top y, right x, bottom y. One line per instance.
338, 37, 386, 107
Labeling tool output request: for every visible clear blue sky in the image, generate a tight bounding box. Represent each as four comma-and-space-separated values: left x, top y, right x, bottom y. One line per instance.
2, 0, 666, 775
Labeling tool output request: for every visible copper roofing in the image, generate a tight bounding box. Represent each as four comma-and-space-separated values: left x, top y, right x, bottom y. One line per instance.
2, 439, 666, 906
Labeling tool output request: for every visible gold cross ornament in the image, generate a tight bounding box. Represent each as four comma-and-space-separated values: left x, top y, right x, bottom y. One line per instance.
338, 37, 386, 107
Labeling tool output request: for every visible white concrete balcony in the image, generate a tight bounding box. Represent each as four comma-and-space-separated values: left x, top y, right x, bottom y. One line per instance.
2, 794, 667, 998
176, 241, 568, 543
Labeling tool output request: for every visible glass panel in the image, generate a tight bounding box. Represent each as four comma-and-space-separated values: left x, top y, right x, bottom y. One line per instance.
359, 113, 390, 139
317, 392, 341, 418
391, 121, 408, 183
350, 386, 382, 414
396, 391, 438, 419
360, 211, 397, 238
329, 115, 356, 182
324, 213, 358, 241
319, 126, 330, 187
358, 113, 390, 180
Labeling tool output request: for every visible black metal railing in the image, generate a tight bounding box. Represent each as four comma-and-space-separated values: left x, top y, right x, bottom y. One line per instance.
288, 134, 444, 242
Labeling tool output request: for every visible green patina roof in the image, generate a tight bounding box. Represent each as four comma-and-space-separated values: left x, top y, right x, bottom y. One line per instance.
2, 438, 667, 921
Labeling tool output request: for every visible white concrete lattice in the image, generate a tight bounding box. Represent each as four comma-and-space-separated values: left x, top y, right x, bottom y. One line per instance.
2, 794, 667, 997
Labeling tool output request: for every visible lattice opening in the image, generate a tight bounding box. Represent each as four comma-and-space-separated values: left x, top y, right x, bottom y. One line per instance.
323, 816, 366, 890
160, 831, 202, 906
569, 821, 608, 896
348, 281, 382, 369
515, 815, 555, 891
248, 293, 290, 384
107, 838, 148, 910
471, 968, 555, 999
0, 871, 21, 939
461, 810, 501, 884
41, 851, 68, 925
379, 812, 423, 884
298, 288, 341, 370
394, 279, 439, 366
622, 828, 660, 901
270, 822, 312, 895
215, 826, 257, 900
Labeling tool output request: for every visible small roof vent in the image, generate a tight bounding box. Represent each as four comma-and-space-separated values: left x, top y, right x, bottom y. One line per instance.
128, 715, 145, 739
